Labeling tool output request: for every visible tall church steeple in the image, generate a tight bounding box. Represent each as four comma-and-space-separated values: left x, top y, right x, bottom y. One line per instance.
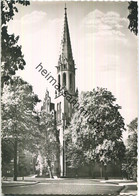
57, 6, 75, 94
56, 6, 76, 177
59, 5, 74, 65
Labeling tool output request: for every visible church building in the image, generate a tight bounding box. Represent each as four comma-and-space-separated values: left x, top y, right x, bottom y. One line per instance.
41, 6, 77, 177
55, 6, 76, 177
41, 6, 122, 179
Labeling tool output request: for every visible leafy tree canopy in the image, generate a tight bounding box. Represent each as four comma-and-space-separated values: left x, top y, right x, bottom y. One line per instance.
2, 76, 40, 148
1, 0, 30, 88
122, 118, 137, 180
66, 88, 125, 168
128, 1, 138, 35
127, 117, 138, 155
1, 0, 30, 25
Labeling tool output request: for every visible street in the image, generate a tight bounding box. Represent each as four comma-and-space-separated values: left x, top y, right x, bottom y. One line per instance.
2, 179, 123, 195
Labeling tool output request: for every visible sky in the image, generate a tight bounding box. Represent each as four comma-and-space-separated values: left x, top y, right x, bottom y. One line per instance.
8, 1, 138, 138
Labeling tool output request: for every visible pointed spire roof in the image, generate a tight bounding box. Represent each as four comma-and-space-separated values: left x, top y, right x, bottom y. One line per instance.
59, 6, 74, 66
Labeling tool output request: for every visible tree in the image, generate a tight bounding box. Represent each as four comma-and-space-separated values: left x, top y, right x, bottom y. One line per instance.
128, 1, 138, 35
2, 138, 14, 177
37, 110, 60, 178
122, 118, 137, 180
1, 76, 40, 181
1, 0, 30, 88
2, 139, 14, 165
18, 150, 35, 179
66, 88, 125, 179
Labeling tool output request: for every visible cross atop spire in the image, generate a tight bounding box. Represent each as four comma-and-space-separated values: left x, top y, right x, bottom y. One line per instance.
65, 3, 67, 12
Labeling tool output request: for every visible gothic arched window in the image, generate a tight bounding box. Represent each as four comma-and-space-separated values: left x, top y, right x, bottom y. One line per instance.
57, 103, 59, 110
63, 72, 66, 87
64, 64, 66, 69
69, 73, 72, 88
58, 74, 60, 90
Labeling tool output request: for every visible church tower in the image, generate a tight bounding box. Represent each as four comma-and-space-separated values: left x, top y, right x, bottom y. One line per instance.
55, 6, 76, 177
57, 6, 75, 95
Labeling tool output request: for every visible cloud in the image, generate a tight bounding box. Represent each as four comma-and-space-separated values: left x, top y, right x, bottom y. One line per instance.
21, 11, 47, 25
83, 9, 128, 43
8, 10, 47, 36
98, 54, 120, 72
49, 18, 63, 31
115, 24, 123, 29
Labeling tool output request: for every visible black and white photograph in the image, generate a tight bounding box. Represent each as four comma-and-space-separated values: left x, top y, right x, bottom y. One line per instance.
1, 0, 138, 195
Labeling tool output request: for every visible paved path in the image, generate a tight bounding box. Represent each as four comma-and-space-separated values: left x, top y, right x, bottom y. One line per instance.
2, 179, 123, 195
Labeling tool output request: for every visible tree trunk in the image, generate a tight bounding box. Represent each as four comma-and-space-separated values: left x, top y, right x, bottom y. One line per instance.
47, 160, 53, 178
48, 166, 53, 178
89, 163, 95, 178
75, 168, 78, 178
13, 138, 18, 181
100, 165, 103, 178
104, 165, 108, 180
